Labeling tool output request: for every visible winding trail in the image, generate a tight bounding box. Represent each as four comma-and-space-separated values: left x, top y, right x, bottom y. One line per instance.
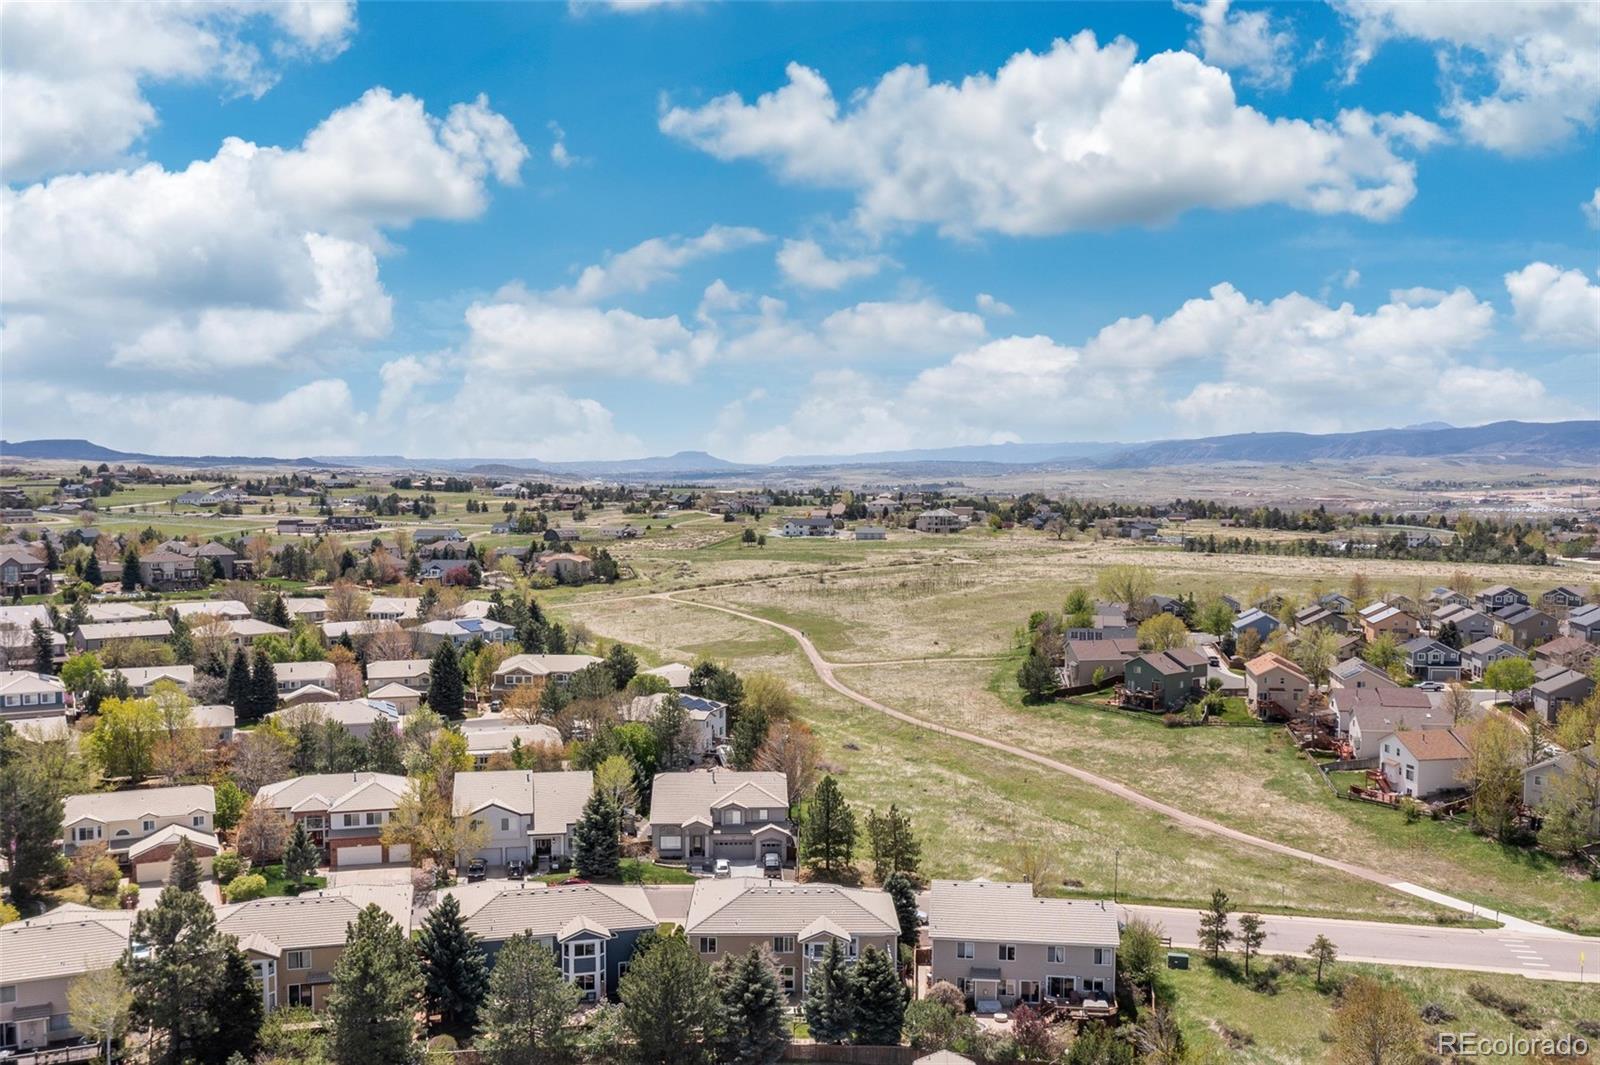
658, 591, 1576, 939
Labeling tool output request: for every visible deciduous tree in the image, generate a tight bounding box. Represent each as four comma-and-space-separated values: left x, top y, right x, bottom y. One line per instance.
1329, 976, 1426, 1065
1136, 613, 1189, 652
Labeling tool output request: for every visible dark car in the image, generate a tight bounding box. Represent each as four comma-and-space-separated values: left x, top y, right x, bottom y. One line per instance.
466, 858, 488, 882
558, 876, 590, 886
762, 852, 782, 879
506, 858, 527, 880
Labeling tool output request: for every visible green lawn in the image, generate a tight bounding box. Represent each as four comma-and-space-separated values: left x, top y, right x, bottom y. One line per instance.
253, 863, 328, 897
532, 859, 696, 886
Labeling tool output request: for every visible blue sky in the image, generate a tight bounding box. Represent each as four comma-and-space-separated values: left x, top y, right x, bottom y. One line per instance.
2, 0, 1596, 461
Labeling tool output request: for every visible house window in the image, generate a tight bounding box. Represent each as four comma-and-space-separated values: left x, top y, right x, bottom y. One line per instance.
343, 814, 359, 828
142, 820, 155, 832
658, 835, 682, 851
192, 815, 206, 827
569, 942, 597, 959
75, 826, 99, 842
501, 818, 510, 832
1047, 946, 1066, 964
1094, 948, 1109, 966
724, 809, 743, 826
998, 944, 1016, 961
773, 936, 795, 954
753, 808, 768, 822
779, 966, 795, 994
48, 1014, 71, 1032
698, 937, 717, 955
1084, 978, 1107, 993
285, 950, 310, 970
365, 812, 383, 826
573, 973, 597, 1000
288, 985, 313, 1008
1405, 766, 1415, 782
956, 941, 975, 960
0, 986, 13, 1004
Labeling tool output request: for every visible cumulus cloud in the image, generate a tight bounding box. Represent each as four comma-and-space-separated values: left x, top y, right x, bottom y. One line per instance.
0, 1, 356, 181
548, 225, 768, 304
1505, 262, 1600, 348
1175, 0, 1297, 90
1, 88, 526, 376
976, 293, 1016, 317
1337, 0, 1600, 154
660, 32, 1437, 237
775, 239, 888, 289
718, 296, 987, 365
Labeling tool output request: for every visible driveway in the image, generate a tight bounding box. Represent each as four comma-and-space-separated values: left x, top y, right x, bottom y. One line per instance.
325, 866, 414, 888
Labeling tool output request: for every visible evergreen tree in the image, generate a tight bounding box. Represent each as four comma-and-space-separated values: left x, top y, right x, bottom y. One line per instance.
604, 642, 639, 689
121, 550, 141, 592
168, 835, 202, 893
477, 931, 581, 1065
619, 934, 720, 1065
571, 791, 621, 880
168, 614, 193, 666
84, 552, 103, 586
650, 693, 694, 772
802, 937, 854, 1044
268, 595, 291, 629
196, 945, 265, 1065
225, 650, 252, 718
850, 946, 906, 1046
0, 723, 64, 903
719, 946, 789, 1065
416, 892, 490, 1030
1237, 912, 1266, 976
1016, 649, 1058, 701
326, 903, 424, 1065
429, 641, 465, 717
282, 821, 320, 890
801, 775, 856, 878
865, 804, 920, 882
883, 872, 920, 948
365, 717, 405, 774
729, 705, 770, 771
1197, 888, 1233, 959
31, 620, 53, 675
249, 649, 278, 722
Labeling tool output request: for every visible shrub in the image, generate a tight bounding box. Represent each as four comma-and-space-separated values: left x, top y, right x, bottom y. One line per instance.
903, 999, 977, 1052
1467, 982, 1540, 1029
117, 883, 140, 909
926, 981, 966, 1013
211, 851, 244, 885
1418, 1003, 1456, 1024
223, 872, 268, 902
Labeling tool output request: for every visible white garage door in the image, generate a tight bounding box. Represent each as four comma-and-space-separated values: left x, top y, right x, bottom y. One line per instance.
473, 847, 503, 867
505, 846, 528, 863
138, 860, 171, 885
338, 845, 384, 867
388, 844, 411, 864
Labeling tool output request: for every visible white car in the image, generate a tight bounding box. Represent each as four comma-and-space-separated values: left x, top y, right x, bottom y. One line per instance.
713, 859, 731, 879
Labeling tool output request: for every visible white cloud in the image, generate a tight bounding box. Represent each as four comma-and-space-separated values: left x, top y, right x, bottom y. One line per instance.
775, 239, 888, 289
1342, 268, 1361, 289
660, 32, 1437, 237
1337, 0, 1600, 154
0, 1, 356, 181
697, 279, 747, 323
976, 293, 1015, 316
549, 225, 768, 304
1175, 0, 1296, 90
1505, 262, 1600, 348
548, 121, 582, 168
568, 0, 694, 16
1585, 188, 1600, 228
2, 89, 525, 376
817, 299, 987, 358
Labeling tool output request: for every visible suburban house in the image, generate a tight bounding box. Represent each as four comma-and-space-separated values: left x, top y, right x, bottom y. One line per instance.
623, 692, 727, 756
461, 883, 658, 1003
530, 770, 594, 868
1478, 585, 1530, 612
366, 682, 422, 713
453, 769, 534, 870
127, 824, 220, 884
1533, 636, 1596, 671
191, 703, 236, 745
1244, 653, 1311, 718
649, 769, 793, 866
1293, 605, 1348, 634
72, 618, 174, 652
0, 604, 66, 666
282, 597, 329, 622
62, 784, 215, 862
534, 553, 595, 582
413, 528, 465, 545
492, 653, 602, 692
1340, 688, 1448, 758
412, 617, 515, 654
460, 714, 562, 766
0, 544, 51, 596
218, 888, 413, 1013
927, 880, 1118, 1013
1563, 603, 1600, 643
419, 557, 476, 583
1496, 604, 1558, 649
642, 662, 693, 689
0, 671, 67, 720
852, 525, 888, 541
1327, 658, 1396, 692
1541, 586, 1589, 611
1063, 604, 1136, 642
1060, 638, 1140, 687
685, 879, 899, 1003
1432, 604, 1494, 646
1461, 638, 1525, 680
1376, 727, 1477, 800
268, 700, 401, 740
323, 618, 405, 645
1359, 604, 1415, 643
1230, 608, 1281, 644
915, 509, 966, 534
367, 657, 433, 687
83, 603, 157, 623
781, 516, 836, 538
1531, 668, 1595, 725
136, 549, 201, 590
1120, 648, 1208, 711
1401, 637, 1463, 682
366, 596, 422, 622
273, 660, 339, 696
1426, 587, 1470, 609
1523, 745, 1597, 827
255, 772, 410, 867
0, 908, 135, 1052
170, 599, 252, 621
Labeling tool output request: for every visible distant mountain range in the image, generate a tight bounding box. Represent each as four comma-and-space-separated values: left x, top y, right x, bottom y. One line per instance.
4, 420, 1595, 479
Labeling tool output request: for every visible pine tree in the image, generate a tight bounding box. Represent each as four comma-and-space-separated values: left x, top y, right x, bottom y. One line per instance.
168, 835, 202, 893
429, 640, 465, 717
249, 649, 278, 723
801, 775, 856, 878
326, 904, 423, 1065
850, 946, 906, 1046
619, 934, 720, 1065
416, 892, 490, 1031
1017, 649, 1058, 701
866, 804, 920, 882
84, 552, 103, 586
268, 595, 291, 629
604, 642, 639, 689
1197, 888, 1233, 959
571, 791, 621, 880
0, 724, 64, 903
720, 946, 789, 1065
31, 620, 53, 675
365, 717, 405, 774
197, 945, 265, 1065
225, 650, 252, 718
882, 872, 919, 948
1238, 912, 1266, 976
803, 937, 854, 1044
121, 550, 141, 591
282, 821, 319, 890
477, 931, 581, 1065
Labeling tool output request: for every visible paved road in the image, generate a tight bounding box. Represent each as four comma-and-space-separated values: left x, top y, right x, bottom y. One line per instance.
660, 592, 1576, 939
1121, 904, 1596, 983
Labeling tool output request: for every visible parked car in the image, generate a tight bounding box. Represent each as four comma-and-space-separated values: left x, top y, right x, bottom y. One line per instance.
1416, 681, 1446, 692
466, 858, 488, 882
713, 858, 732, 879
558, 876, 590, 886
762, 852, 782, 878
507, 858, 526, 880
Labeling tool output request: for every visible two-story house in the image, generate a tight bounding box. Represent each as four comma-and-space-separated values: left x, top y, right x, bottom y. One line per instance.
411, 617, 515, 654
0, 671, 68, 721
914, 509, 966, 534
1327, 658, 1396, 693
459, 714, 562, 767
136, 549, 200, 591
686, 879, 899, 1003
1523, 745, 1598, 829
169, 599, 252, 622
1496, 604, 1558, 649
462, 883, 658, 1003
1432, 604, 1494, 646
491, 653, 602, 693
1243, 652, 1311, 718
0, 544, 51, 597
1531, 667, 1595, 725
1563, 603, 1600, 644
453, 770, 535, 870
1540, 586, 1589, 612
1340, 688, 1448, 758
367, 657, 433, 688
1401, 637, 1463, 682
1478, 585, 1530, 612
365, 596, 422, 622
1230, 607, 1281, 644
62, 784, 216, 865
649, 769, 793, 867
1359, 604, 1415, 643
1121, 648, 1208, 711
927, 880, 1118, 1014
527, 770, 595, 869
255, 772, 409, 868
1461, 638, 1525, 680
623, 693, 726, 757
268, 699, 401, 740
1376, 727, 1477, 799
0, 908, 134, 1052
0, 604, 66, 668
781, 516, 836, 538
1060, 638, 1141, 688
273, 660, 339, 696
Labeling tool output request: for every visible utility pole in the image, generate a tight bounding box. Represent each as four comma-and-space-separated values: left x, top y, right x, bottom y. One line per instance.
1113, 847, 1121, 902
